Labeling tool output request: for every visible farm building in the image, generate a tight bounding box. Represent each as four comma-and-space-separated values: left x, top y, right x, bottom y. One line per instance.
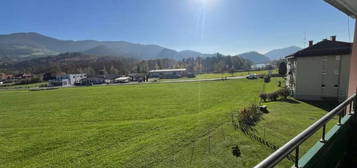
149, 68, 187, 79
286, 36, 352, 101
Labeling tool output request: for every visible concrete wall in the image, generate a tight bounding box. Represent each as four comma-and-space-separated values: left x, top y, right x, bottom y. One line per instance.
339, 55, 351, 100
293, 55, 350, 101
348, 21, 357, 96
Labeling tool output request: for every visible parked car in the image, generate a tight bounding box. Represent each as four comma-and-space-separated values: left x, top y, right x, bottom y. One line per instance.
246, 74, 257, 79
115, 76, 130, 83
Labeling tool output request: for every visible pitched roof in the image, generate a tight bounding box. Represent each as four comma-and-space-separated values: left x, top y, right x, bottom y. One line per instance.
288, 39, 352, 58
149, 68, 186, 73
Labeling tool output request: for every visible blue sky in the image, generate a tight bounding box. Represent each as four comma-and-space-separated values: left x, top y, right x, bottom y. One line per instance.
0, 0, 354, 54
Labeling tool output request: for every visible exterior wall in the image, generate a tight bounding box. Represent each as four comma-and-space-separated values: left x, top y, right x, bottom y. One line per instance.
292, 55, 350, 101
286, 57, 297, 94
149, 70, 186, 79
50, 74, 87, 86
339, 55, 351, 100
67, 74, 87, 85
348, 21, 357, 96
295, 57, 324, 100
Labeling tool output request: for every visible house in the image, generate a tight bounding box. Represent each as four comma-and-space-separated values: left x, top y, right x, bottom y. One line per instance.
14, 73, 32, 79
0, 73, 14, 81
49, 73, 87, 87
148, 68, 187, 79
286, 36, 352, 101
0, 73, 7, 80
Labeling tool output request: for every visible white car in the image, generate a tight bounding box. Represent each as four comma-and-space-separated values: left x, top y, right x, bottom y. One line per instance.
115, 77, 130, 83
246, 74, 257, 79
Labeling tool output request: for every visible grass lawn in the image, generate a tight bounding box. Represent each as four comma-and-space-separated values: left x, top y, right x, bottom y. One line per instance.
0, 78, 332, 168
195, 69, 278, 79
0, 82, 48, 89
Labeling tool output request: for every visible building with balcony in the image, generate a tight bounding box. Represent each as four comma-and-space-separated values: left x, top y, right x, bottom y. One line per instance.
286, 37, 352, 101
255, 0, 357, 167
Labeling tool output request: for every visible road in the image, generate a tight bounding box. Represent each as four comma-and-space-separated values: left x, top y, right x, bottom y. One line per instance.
0, 75, 249, 91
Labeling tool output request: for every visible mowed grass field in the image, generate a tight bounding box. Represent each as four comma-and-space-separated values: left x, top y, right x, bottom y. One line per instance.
0, 78, 331, 168
194, 69, 278, 79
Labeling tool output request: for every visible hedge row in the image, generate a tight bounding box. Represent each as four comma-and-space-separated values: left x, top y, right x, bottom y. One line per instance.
259, 88, 290, 102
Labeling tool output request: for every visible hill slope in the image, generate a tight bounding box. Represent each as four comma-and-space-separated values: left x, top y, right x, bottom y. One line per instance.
238, 51, 270, 64
265, 46, 301, 60
0, 32, 209, 60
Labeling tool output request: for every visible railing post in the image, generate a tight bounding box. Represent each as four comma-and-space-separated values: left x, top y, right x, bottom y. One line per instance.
253, 94, 357, 168
295, 146, 299, 168
320, 124, 326, 143
354, 92, 357, 113
354, 88, 357, 120
338, 112, 342, 125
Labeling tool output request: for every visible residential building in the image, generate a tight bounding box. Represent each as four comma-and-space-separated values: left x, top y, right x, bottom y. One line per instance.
286, 37, 352, 101
255, 1, 357, 168
14, 73, 32, 79
49, 73, 87, 87
0, 73, 14, 81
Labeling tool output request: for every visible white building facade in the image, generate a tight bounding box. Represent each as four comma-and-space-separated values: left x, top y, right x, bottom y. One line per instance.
49, 74, 87, 87
286, 37, 352, 101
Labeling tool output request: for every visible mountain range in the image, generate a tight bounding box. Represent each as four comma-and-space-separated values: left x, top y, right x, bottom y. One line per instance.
264, 46, 301, 60
0, 32, 302, 64
0, 32, 213, 61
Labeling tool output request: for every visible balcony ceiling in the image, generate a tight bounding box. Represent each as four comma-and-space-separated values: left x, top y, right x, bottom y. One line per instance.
325, 0, 357, 18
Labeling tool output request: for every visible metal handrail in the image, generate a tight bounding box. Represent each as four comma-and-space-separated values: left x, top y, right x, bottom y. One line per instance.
254, 93, 356, 168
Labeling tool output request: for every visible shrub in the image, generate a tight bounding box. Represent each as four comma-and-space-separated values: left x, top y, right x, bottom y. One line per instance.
232, 145, 241, 157
267, 92, 279, 101
264, 76, 271, 83
39, 84, 48, 88
15, 78, 41, 85
259, 93, 268, 102
260, 88, 291, 102
238, 104, 263, 130
278, 88, 290, 100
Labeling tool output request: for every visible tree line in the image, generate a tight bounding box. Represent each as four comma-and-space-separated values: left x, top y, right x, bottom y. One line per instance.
0, 52, 254, 76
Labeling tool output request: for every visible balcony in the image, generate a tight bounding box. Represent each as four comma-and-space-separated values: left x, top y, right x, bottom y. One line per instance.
254, 92, 357, 168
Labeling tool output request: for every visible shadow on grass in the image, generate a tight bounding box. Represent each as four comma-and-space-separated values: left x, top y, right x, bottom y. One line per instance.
239, 127, 295, 163
280, 98, 300, 104
302, 100, 339, 111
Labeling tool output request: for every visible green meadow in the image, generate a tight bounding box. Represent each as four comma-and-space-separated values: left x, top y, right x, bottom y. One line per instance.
0, 78, 332, 168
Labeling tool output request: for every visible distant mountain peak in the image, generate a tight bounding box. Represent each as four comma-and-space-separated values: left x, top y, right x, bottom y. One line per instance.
0, 32, 210, 60
238, 51, 270, 64
265, 46, 302, 60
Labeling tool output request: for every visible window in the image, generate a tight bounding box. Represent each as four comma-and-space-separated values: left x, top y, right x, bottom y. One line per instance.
336, 55, 341, 61
334, 70, 339, 75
